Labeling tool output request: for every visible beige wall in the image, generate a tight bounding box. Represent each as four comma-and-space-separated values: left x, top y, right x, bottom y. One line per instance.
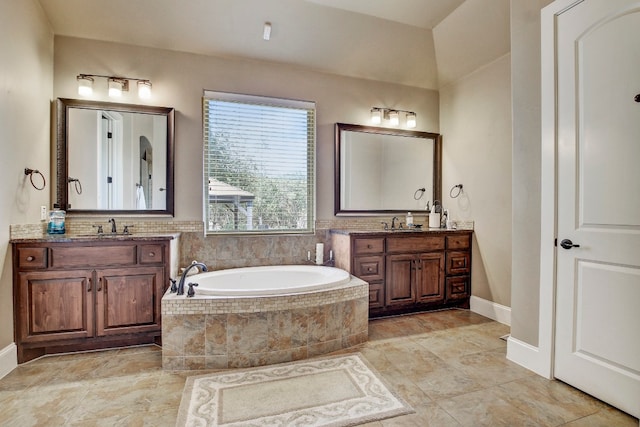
439, 55, 513, 307
0, 1, 53, 349
509, 0, 553, 346
53, 36, 440, 222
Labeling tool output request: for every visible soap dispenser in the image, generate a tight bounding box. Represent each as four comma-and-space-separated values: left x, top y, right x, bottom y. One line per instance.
406, 212, 414, 228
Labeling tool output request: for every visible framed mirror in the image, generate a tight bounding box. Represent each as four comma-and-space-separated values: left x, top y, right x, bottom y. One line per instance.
56, 98, 175, 215
335, 123, 441, 215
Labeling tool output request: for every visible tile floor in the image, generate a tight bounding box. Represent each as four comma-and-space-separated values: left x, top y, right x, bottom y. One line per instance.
0, 309, 636, 426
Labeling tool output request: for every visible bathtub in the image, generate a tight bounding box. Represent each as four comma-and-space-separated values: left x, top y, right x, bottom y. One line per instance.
161, 264, 369, 370
188, 265, 351, 296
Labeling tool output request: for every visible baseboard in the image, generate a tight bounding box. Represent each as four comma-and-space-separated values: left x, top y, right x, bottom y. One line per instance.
506, 335, 552, 378
0, 343, 17, 380
470, 296, 511, 326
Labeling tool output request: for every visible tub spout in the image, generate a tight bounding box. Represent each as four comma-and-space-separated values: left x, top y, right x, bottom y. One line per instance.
177, 261, 208, 295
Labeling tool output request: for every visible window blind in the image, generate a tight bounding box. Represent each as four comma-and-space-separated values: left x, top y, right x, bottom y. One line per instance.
203, 91, 316, 234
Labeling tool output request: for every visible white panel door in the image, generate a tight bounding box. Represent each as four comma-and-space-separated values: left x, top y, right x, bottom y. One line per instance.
555, 0, 640, 418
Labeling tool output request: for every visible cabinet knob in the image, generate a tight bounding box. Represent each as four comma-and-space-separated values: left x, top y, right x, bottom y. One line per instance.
367, 267, 373, 272
148, 252, 155, 257
26, 256, 34, 262
367, 244, 372, 249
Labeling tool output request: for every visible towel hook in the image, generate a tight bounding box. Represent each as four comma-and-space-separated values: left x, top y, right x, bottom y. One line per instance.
24, 168, 46, 190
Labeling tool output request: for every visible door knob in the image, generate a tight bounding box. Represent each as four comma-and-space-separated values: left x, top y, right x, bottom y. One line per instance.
560, 239, 580, 250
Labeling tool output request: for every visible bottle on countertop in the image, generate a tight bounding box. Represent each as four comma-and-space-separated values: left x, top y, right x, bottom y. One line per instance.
406, 212, 414, 228
47, 204, 66, 235
441, 209, 449, 228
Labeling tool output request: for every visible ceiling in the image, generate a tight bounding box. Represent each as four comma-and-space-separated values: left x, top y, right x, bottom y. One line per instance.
37, 0, 467, 90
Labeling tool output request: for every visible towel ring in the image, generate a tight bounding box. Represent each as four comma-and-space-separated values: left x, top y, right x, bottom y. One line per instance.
68, 177, 83, 195
24, 168, 46, 191
449, 184, 463, 198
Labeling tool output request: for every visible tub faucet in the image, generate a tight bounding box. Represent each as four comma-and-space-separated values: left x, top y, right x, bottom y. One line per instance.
177, 261, 208, 295
108, 218, 117, 233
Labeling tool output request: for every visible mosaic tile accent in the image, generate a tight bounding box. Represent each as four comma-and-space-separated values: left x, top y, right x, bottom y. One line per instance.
161, 276, 369, 370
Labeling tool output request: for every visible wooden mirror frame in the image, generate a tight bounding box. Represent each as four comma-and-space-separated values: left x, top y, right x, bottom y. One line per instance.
334, 123, 442, 215
55, 98, 175, 216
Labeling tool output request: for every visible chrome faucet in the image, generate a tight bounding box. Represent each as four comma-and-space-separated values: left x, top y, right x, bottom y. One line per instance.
108, 218, 117, 233
177, 261, 208, 295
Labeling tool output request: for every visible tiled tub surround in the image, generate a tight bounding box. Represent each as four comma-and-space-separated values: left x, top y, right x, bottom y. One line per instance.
161, 275, 369, 370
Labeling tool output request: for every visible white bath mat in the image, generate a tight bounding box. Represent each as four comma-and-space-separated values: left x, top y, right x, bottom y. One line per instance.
176, 353, 413, 426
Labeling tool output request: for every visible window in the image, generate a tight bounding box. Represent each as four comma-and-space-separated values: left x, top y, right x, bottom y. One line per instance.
203, 91, 316, 234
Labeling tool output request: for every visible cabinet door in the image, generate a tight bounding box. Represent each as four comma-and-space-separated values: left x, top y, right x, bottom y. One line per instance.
386, 254, 416, 306
415, 253, 445, 303
17, 270, 94, 343
95, 266, 163, 336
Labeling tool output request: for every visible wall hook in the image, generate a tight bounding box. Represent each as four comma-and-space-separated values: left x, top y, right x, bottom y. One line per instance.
24, 168, 46, 190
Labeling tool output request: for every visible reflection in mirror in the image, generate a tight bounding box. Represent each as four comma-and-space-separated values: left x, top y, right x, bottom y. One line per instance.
335, 123, 441, 215
56, 98, 174, 215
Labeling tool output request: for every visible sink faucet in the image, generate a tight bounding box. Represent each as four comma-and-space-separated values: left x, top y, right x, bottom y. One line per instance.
177, 261, 208, 295
391, 216, 400, 230
108, 218, 117, 233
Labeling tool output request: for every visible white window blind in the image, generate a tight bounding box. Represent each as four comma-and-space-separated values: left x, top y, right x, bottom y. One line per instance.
203, 91, 316, 234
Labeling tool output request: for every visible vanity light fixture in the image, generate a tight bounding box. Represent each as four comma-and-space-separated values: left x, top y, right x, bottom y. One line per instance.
77, 75, 94, 96
406, 112, 417, 128
370, 108, 382, 125
137, 80, 152, 99
388, 110, 400, 126
76, 74, 153, 99
108, 78, 126, 97
370, 107, 417, 128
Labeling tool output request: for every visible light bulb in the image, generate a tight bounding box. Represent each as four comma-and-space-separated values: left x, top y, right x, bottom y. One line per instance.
406, 112, 417, 128
137, 81, 152, 99
77, 75, 93, 96
389, 110, 399, 126
108, 78, 123, 97
371, 108, 382, 125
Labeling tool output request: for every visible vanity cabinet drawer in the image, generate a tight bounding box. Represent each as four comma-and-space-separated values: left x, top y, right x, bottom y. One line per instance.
447, 234, 471, 250
446, 276, 470, 301
387, 236, 444, 253
51, 245, 137, 268
139, 244, 164, 264
17, 248, 48, 269
353, 255, 384, 281
368, 282, 385, 309
446, 251, 471, 275
353, 238, 384, 255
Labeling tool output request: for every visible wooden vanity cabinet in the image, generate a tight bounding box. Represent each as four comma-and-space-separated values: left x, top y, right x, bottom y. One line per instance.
331, 230, 472, 317
12, 238, 173, 363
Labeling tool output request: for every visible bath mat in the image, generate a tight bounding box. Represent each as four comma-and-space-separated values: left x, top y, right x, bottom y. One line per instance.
176, 353, 413, 426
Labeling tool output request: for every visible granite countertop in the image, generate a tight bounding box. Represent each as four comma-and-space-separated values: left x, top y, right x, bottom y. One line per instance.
329, 228, 471, 236
10, 232, 181, 244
